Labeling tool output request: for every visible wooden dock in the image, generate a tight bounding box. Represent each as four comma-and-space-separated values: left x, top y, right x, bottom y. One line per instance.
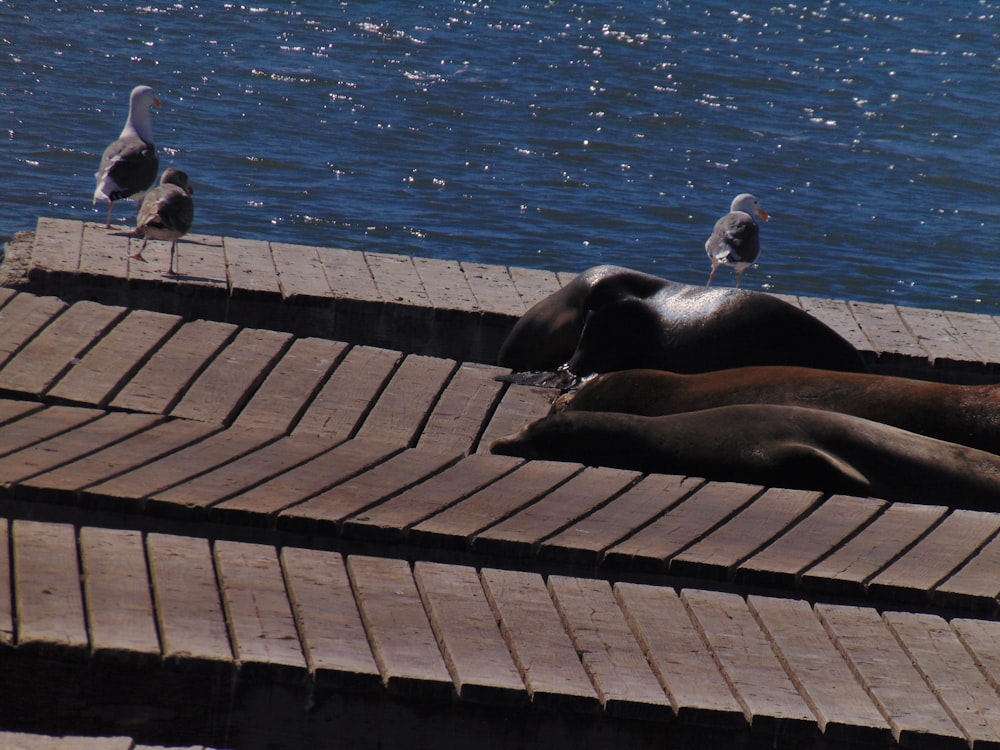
3, 218, 1000, 749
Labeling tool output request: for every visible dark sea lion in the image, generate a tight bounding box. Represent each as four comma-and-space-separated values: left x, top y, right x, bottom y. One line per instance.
497, 265, 864, 378
490, 406, 1000, 509
560, 366, 1000, 454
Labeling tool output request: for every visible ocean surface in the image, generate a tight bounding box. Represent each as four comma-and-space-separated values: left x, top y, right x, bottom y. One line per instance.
2, 1, 998, 313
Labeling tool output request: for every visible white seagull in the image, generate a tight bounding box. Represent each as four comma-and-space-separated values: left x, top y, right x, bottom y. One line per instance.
705, 193, 769, 287
93, 85, 161, 228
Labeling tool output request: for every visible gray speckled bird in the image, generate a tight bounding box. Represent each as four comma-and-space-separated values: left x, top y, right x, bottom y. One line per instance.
132, 168, 194, 275
93, 85, 161, 228
705, 193, 769, 288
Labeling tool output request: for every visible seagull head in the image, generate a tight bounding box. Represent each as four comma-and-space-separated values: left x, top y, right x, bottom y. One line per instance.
730, 193, 769, 222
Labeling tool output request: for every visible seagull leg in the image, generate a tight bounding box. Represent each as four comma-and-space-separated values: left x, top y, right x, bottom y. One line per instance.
706, 265, 719, 287
130, 237, 150, 263
165, 241, 177, 276
105, 201, 115, 229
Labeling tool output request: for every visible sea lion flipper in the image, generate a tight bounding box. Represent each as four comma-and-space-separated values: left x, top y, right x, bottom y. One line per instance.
493, 369, 579, 389
772, 441, 872, 496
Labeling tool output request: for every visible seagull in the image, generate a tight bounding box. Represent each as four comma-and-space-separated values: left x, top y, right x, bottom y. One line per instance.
93, 85, 161, 228
705, 193, 769, 288
131, 168, 194, 276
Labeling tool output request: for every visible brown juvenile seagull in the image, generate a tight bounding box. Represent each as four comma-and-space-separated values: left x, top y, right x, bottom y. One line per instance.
132, 168, 194, 276
93, 85, 161, 228
705, 193, 769, 287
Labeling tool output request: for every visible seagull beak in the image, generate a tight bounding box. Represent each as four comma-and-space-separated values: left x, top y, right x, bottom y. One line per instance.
756, 208, 770, 222
153, 98, 163, 108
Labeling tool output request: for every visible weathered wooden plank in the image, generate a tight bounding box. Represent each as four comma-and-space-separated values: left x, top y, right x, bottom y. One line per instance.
0, 519, 11, 647
0, 300, 125, 396
886, 611, 1000, 747
293, 345, 402, 440
170, 328, 293, 424
0, 398, 43, 428
604, 482, 761, 571
615, 583, 744, 727
110, 319, 237, 415
0, 293, 68, 370
339, 453, 522, 542
365, 251, 431, 307
943, 310, 1000, 365
412, 256, 479, 311
316, 246, 382, 302
480, 567, 599, 712
80, 221, 130, 280
234, 337, 347, 433
556, 270, 580, 287
286, 447, 461, 529
817, 603, 964, 746
508, 265, 564, 309
0, 287, 16, 310
952, 619, 1000, 695
682, 590, 816, 737
169, 231, 227, 287
541, 474, 701, 566
476, 383, 558, 453
214, 540, 306, 677
84, 428, 282, 506
46, 309, 183, 407
848, 301, 925, 359
79, 527, 159, 657
738, 495, 887, 588
270, 241, 335, 299
473, 466, 639, 558
408, 459, 582, 550
218, 439, 399, 519
417, 361, 507, 454
748, 596, 890, 744
801, 502, 947, 594
146, 533, 232, 663
867, 510, 1000, 601
12, 520, 88, 652
280, 547, 380, 690
23, 418, 220, 494
0, 731, 135, 749
354, 353, 455, 444
460, 261, 525, 316
414, 561, 526, 705
224, 236, 281, 296
548, 576, 670, 720
896, 305, 982, 367
347, 555, 452, 698
793, 297, 873, 355
32, 216, 83, 274
0, 412, 161, 484
671, 488, 822, 581
934, 531, 1000, 609
148, 434, 334, 510
0, 404, 102, 460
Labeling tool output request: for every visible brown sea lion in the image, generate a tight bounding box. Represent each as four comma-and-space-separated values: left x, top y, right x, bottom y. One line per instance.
490, 406, 1000, 508
559, 366, 1000, 454
497, 265, 864, 380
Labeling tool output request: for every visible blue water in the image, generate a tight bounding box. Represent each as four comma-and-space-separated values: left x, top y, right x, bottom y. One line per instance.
3, 1, 998, 313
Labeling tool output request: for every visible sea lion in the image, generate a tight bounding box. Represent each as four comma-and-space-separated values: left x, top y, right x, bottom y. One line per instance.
559, 366, 1000, 454
497, 265, 864, 379
490, 406, 1000, 509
